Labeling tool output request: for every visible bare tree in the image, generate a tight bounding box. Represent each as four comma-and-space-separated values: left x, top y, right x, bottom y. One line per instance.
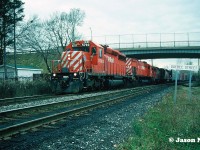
67, 8, 85, 42
18, 17, 52, 73
44, 8, 85, 54
43, 12, 69, 55
18, 9, 85, 73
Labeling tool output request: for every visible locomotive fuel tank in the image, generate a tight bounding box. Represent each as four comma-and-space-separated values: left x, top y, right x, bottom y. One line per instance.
104, 79, 125, 88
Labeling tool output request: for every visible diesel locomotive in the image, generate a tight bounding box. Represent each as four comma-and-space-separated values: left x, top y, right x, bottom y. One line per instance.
51, 40, 172, 93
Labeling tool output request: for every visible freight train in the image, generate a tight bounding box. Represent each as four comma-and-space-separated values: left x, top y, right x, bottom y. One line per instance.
51, 40, 172, 93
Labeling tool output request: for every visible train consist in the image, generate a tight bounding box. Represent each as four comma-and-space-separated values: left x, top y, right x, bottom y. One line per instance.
51, 40, 172, 93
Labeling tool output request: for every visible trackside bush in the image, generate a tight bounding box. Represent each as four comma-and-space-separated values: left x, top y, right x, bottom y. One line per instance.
0, 81, 16, 98
0, 80, 51, 98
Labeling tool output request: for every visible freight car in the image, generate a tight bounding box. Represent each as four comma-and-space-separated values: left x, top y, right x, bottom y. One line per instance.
152, 67, 161, 83
171, 70, 189, 81
159, 68, 172, 83
51, 40, 172, 93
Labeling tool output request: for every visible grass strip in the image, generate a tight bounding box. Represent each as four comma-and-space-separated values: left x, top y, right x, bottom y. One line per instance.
119, 86, 200, 150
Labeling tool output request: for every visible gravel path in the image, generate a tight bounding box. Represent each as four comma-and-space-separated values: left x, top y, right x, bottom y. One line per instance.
0, 86, 173, 150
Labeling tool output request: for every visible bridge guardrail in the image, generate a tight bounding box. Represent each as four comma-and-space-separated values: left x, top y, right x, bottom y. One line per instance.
108, 41, 200, 49
83, 32, 200, 49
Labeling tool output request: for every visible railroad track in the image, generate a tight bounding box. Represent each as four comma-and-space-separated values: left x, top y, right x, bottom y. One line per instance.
0, 81, 179, 106
0, 84, 170, 139
0, 89, 118, 106
0, 95, 55, 106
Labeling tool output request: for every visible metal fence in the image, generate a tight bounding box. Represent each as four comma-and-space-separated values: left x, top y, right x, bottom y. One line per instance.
83, 32, 200, 49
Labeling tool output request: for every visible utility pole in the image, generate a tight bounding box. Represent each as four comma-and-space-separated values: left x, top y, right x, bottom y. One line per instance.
0, 18, 2, 65
3, 33, 7, 80
198, 59, 200, 80
151, 59, 153, 67
13, 0, 18, 81
89, 27, 92, 41
3, 12, 7, 80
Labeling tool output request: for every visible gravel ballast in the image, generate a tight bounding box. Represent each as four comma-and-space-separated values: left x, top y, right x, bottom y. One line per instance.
0, 86, 173, 150
0, 90, 124, 113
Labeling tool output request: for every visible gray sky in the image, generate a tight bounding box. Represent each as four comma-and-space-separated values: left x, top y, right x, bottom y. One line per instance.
24, 0, 200, 35
23, 0, 200, 67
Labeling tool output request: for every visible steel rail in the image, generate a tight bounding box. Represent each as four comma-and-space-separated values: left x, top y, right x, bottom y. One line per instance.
0, 87, 140, 106
0, 94, 54, 106
0, 86, 150, 116
0, 85, 165, 139
0, 83, 164, 107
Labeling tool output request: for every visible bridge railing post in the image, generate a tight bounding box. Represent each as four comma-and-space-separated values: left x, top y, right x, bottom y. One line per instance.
160, 33, 162, 48
146, 34, 148, 48
187, 32, 190, 47
119, 35, 120, 49
174, 32, 176, 47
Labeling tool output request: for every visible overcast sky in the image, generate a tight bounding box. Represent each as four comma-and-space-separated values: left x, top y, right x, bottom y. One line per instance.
24, 0, 200, 35
23, 0, 200, 67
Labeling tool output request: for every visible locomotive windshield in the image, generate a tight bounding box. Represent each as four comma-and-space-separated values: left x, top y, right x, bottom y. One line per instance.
72, 46, 89, 52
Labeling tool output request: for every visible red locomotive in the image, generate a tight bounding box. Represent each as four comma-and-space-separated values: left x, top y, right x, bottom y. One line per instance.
51, 40, 172, 93
51, 40, 126, 93
126, 58, 155, 82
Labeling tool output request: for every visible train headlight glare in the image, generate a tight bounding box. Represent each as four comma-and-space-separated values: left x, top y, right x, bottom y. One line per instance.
53, 73, 56, 77
74, 73, 77, 76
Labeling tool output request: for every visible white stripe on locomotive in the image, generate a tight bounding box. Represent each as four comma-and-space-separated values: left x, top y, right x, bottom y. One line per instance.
69, 52, 82, 68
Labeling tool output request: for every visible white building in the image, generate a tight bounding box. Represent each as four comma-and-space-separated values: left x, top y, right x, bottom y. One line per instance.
0, 65, 43, 81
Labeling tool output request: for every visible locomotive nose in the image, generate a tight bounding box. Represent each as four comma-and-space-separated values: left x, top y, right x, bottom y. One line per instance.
61, 51, 84, 72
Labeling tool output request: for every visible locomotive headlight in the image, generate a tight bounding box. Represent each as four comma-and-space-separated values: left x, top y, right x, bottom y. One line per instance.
53, 73, 56, 77
74, 73, 77, 76
67, 54, 71, 60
